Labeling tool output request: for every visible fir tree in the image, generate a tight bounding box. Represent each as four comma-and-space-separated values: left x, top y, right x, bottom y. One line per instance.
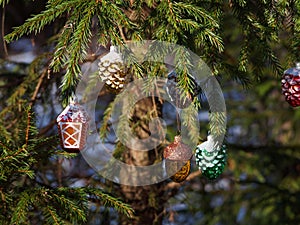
2, 0, 300, 224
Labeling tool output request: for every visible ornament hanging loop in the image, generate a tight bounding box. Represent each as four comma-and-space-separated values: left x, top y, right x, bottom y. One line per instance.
70, 95, 78, 105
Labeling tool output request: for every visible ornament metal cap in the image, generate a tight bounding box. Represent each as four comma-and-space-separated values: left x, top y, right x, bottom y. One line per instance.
283, 62, 300, 76
281, 62, 300, 107
198, 134, 221, 153
100, 45, 123, 63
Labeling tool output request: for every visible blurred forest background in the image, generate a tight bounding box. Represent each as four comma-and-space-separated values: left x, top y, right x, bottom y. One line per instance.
1, 0, 300, 225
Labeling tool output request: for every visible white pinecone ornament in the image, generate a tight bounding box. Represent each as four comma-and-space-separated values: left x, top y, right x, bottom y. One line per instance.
98, 46, 127, 93
195, 135, 227, 180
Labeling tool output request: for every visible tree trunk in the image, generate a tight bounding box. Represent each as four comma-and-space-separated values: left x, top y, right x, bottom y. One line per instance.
117, 96, 166, 225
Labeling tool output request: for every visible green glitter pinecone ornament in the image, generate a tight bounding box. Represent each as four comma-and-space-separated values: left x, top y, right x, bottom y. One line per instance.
195, 136, 227, 180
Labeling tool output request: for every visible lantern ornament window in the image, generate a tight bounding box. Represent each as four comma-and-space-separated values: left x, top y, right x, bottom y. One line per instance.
281, 62, 300, 107
56, 99, 89, 152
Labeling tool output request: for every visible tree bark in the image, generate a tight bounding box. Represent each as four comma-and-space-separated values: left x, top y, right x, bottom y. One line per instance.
117, 96, 166, 225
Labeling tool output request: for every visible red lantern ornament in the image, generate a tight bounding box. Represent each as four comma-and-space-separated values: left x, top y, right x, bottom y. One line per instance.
281, 62, 300, 107
163, 135, 192, 183
56, 99, 89, 152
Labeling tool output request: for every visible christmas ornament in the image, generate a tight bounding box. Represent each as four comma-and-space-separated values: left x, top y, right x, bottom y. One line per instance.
195, 136, 227, 180
163, 135, 192, 183
98, 46, 127, 93
57, 99, 89, 152
281, 62, 300, 107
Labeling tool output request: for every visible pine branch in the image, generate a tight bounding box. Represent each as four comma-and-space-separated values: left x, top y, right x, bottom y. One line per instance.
43, 205, 65, 225
86, 188, 134, 218
0, 139, 11, 153
51, 189, 87, 223
238, 38, 249, 72
49, 21, 75, 73
209, 112, 227, 140
4, 0, 79, 43
173, 47, 198, 96
263, 44, 283, 77
0, 53, 50, 125
24, 106, 32, 147
60, 1, 98, 105
99, 101, 114, 141
97, 1, 131, 45
181, 101, 200, 145
10, 189, 38, 225
148, 1, 223, 53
